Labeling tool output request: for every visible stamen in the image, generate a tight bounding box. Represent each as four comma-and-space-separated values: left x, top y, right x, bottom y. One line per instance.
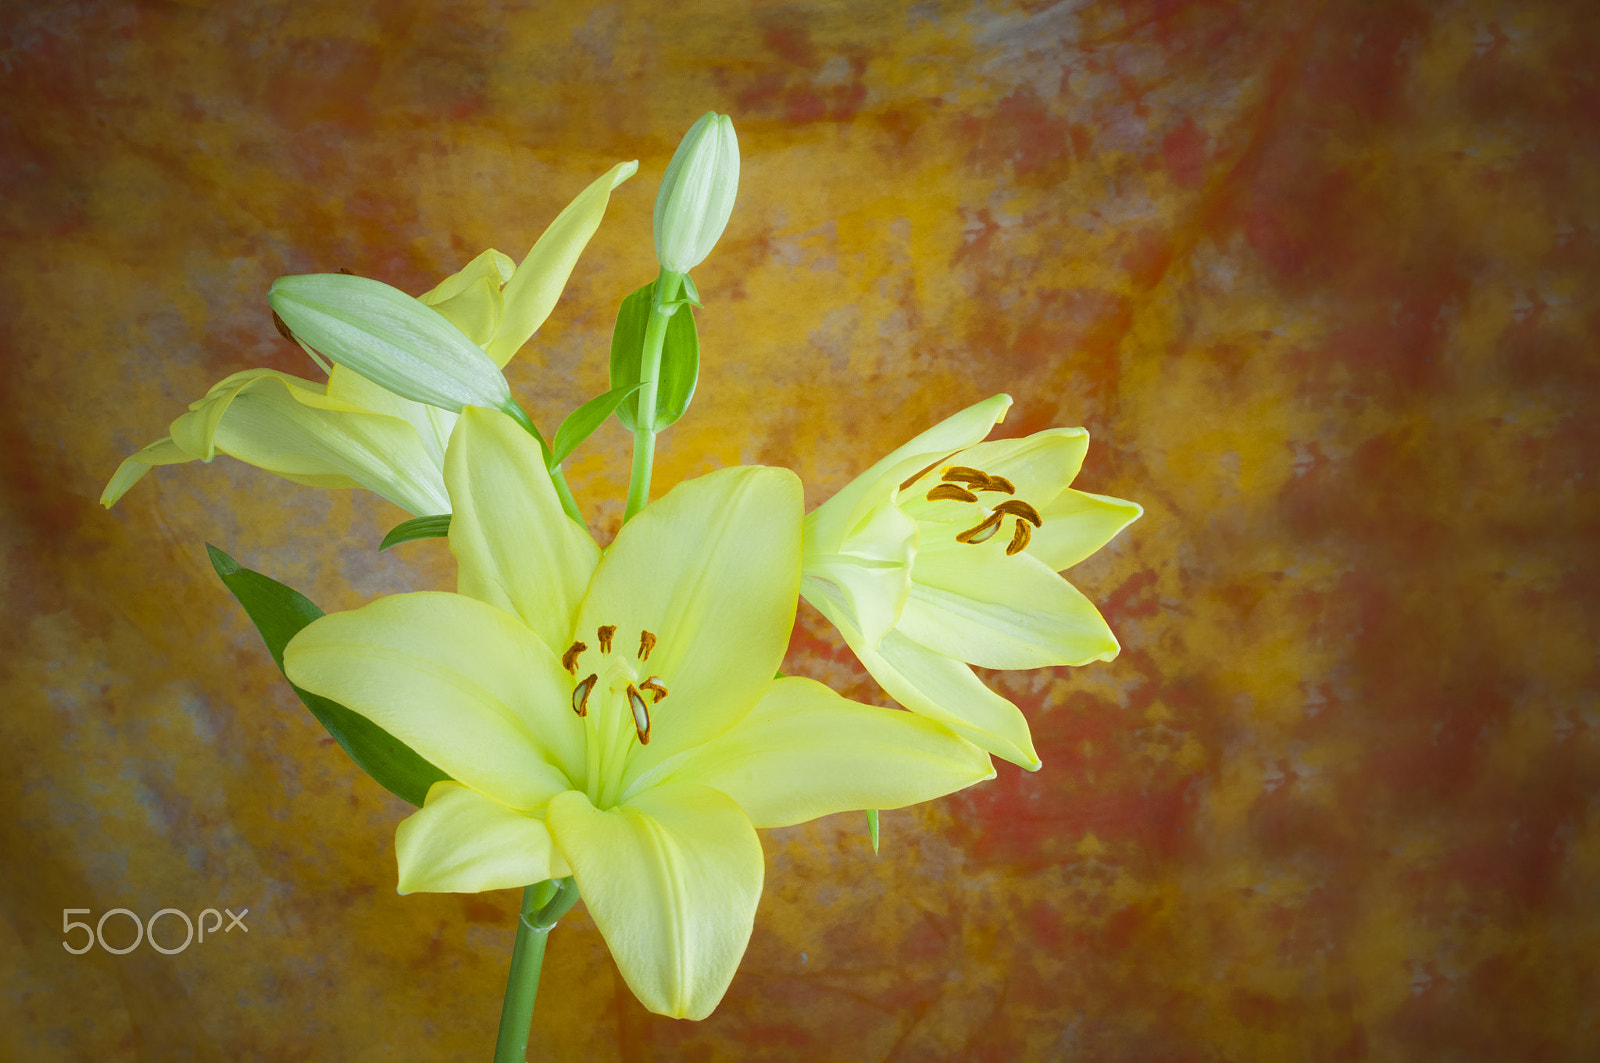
955, 511, 1004, 544
638, 630, 657, 661
626, 684, 651, 744
993, 499, 1043, 526
561, 641, 587, 675
639, 677, 669, 703
597, 625, 616, 654
571, 673, 597, 717
271, 311, 297, 345
941, 466, 989, 486
979, 473, 1016, 494
925, 483, 978, 504
1006, 520, 1032, 556
898, 457, 943, 492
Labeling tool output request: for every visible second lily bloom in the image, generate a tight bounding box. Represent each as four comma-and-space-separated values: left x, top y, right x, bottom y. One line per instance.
801, 395, 1142, 770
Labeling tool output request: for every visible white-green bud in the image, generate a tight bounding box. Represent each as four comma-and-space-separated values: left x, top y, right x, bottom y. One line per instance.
269, 273, 513, 413
653, 112, 740, 274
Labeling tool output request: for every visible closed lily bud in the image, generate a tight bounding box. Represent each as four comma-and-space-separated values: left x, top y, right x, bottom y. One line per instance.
653, 112, 740, 274
269, 273, 513, 414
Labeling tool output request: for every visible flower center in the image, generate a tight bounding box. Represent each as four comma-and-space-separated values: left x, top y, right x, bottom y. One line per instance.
562, 624, 668, 745
918, 465, 1043, 556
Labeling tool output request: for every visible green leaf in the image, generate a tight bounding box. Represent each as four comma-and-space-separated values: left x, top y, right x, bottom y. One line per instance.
206, 544, 452, 807
549, 383, 645, 466
609, 281, 700, 432
867, 809, 880, 854
679, 272, 703, 308
379, 513, 453, 551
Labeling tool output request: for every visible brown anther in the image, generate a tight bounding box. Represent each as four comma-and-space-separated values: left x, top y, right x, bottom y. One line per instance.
597, 625, 616, 654
561, 641, 587, 675
898, 457, 943, 492
571, 673, 597, 717
925, 483, 978, 504
979, 474, 1016, 494
626, 684, 651, 744
1006, 520, 1032, 556
271, 310, 296, 345
940, 466, 989, 486
639, 677, 669, 703
955, 511, 1004, 544
638, 630, 657, 662
992, 499, 1043, 526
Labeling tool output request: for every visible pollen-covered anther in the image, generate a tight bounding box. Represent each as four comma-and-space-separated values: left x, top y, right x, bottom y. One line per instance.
993, 499, 1043, 527
271, 310, 297, 345
572, 673, 597, 717
955, 511, 1004, 544
1006, 520, 1032, 556
639, 677, 669, 703
940, 466, 989, 487
980, 473, 1016, 494
561, 641, 587, 675
596, 625, 616, 654
638, 630, 657, 661
626, 684, 651, 744
926, 483, 978, 504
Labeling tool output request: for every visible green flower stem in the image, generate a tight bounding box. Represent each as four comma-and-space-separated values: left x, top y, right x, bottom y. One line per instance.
493, 877, 580, 1063
503, 399, 584, 525
550, 466, 583, 525
624, 268, 684, 522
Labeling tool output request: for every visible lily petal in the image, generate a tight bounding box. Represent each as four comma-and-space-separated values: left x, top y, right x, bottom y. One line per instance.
1030, 488, 1144, 572
325, 364, 458, 473
284, 592, 585, 807
574, 466, 800, 788
546, 783, 762, 1020
807, 394, 1012, 553
850, 628, 1042, 770
446, 407, 599, 649
199, 371, 451, 514
486, 160, 639, 367
648, 676, 994, 828
100, 436, 191, 507
419, 248, 516, 347
395, 781, 571, 895
801, 498, 916, 647
420, 247, 516, 309
895, 536, 1121, 669
105, 368, 451, 515
904, 428, 1089, 514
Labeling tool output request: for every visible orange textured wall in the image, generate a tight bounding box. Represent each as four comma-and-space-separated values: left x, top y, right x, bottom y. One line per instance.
3, 1, 1597, 1060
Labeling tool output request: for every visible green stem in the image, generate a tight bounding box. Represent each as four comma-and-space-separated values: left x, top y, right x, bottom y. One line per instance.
493, 878, 580, 1063
549, 466, 583, 525
623, 269, 683, 522
502, 399, 584, 525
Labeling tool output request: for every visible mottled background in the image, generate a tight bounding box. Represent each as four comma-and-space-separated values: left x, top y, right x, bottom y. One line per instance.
3, 1, 1597, 1059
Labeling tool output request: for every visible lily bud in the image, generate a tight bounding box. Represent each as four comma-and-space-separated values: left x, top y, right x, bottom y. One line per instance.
653, 112, 740, 274
269, 273, 513, 414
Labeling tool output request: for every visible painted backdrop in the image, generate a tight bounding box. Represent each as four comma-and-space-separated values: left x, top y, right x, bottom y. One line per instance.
4, 1, 1597, 1060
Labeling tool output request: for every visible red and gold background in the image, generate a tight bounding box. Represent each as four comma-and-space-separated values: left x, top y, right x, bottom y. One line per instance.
4, 1, 1597, 1059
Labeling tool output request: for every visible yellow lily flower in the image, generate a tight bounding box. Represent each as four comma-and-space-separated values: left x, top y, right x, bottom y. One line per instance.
802, 395, 1143, 770
101, 161, 637, 513
282, 408, 994, 1019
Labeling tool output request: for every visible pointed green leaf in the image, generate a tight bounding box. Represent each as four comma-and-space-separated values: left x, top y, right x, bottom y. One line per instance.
205, 544, 452, 806
680, 272, 703, 308
609, 281, 700, 432
379, 514, 453, 552
549, 383, 645, 466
